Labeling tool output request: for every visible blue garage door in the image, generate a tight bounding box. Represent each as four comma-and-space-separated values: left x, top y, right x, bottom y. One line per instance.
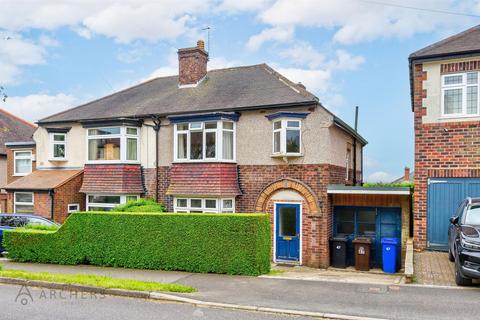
427, 178, 480, 250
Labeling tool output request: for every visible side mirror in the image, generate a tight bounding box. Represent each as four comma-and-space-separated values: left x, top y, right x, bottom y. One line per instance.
450, 216, 459, 225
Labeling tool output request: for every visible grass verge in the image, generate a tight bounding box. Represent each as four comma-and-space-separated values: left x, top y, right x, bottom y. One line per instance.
0, 269, 196, 293
267, 269, 286, 276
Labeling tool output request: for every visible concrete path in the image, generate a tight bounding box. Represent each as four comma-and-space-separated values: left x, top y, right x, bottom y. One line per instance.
2, 259, 480, 319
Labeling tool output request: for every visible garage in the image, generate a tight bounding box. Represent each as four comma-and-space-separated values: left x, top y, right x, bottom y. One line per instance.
328, 185, 411, 269
427, 178, 480, 250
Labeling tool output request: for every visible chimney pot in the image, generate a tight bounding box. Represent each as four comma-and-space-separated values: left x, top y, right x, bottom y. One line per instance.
404, 167, 410, 182
197, 40, 205, 50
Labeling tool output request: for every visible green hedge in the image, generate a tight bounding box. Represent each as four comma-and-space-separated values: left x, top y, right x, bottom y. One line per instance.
3, 212, 271, 276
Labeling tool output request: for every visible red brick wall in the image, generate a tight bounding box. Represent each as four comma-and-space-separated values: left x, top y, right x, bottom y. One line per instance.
178, 47, 208, 86
54, 173, 85, 223
6, 147, 36, 185
6, 191, 51, 219
413, 62, 480, 249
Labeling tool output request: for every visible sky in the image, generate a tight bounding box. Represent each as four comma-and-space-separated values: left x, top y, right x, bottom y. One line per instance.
1, 0, 480, 182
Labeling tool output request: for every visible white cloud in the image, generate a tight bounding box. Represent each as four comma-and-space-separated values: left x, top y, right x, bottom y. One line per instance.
253, 0, 475, 45
0, 0, 212, 43
38, 34, 61, 47
0, 32, 46, 84
277, 67, 331, 94
280, 41, 325, 68
247, 26, 293, 51
329, 50, 365, 71
366, 171, 395, 183
4, 94, 76, 123
218, 0, 273, 13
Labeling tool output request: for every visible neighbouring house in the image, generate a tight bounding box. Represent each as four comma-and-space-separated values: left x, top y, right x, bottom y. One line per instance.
5, 40, 372, 268
0, 109, 36, 212
391, 167, 413, 184
410, 25, 480, 251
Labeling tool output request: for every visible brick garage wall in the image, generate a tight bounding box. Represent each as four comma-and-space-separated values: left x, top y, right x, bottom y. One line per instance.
6, 147, 36, 185
146, 166, 172, 210
413, 62, 480, 249
53, 173, 85, 223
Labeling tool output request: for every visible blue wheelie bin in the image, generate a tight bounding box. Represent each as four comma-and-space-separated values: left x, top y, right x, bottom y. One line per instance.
381, 237, 398, 274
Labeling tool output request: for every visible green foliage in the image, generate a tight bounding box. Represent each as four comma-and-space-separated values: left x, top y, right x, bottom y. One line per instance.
363, 182, 414, 193
4, 212, 271, 276
23, 224, 60, 231
0, 264, 3, 271
111, 198, 166, 213
0, 269, 195, 293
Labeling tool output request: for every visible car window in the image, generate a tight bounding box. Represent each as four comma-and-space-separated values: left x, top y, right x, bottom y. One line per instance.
465, 205, 480, 225
0, 216, 16, 227
27, 217, 51, 226
455, 201, 467, 219
13, 217, 30, 227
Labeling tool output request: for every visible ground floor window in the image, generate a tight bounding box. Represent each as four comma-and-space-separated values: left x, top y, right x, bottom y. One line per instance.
173, 198, 235, 213
86, 194, 139, 211
14, 192, 34, 214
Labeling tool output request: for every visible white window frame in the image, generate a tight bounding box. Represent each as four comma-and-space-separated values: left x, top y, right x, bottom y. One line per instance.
67, 203, 80, 213
441, 72, 480, 118
86, 194, 139, 211
86, 126, 140, 164
173, 197, 235, 213
14, 192, 34, 214
13, 149, 33, 176
49, 132, 67, 161
271, 119, 302, 156
173, 121, 236, 162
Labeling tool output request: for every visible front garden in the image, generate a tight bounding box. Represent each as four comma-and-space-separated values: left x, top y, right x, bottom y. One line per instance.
3, 210, 271, 276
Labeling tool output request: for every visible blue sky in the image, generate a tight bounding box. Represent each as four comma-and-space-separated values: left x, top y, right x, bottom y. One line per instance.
1, 0, 480, 182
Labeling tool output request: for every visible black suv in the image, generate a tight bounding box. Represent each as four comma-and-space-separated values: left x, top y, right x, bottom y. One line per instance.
448, 197, 480, 286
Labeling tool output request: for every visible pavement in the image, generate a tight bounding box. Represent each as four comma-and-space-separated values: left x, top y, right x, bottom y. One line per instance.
0, 284, 313, 320
2, 258, 480, 319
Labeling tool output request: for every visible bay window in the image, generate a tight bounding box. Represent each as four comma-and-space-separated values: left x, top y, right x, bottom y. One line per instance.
14, 192, 34, 213
272, 119, 302, 155
87, 127, 139, 163
442, 72, 479, 116
174, 198, 235, 213
174, 121, 235, 161
14, 150, 32, 176
50, 133, 67, 160
86, 194, 139, 211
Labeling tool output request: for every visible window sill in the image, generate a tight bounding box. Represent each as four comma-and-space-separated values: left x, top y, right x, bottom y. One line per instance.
49, 158, 68, 162
440, 114, 480, 120
173, 160, 237, 164
270, 153, 303, 158
85, 161, 141, 165
13, 173, 30, 177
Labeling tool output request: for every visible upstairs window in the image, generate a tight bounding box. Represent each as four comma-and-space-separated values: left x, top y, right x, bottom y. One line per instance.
442, 72, 479, 117
272, 119, 301, 155
87, 127, 139, 163
50, 133, 67, 160
14, 150, 32, 176
174, 121, 235, 162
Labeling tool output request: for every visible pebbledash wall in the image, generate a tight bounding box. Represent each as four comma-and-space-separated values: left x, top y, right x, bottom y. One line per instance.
413, 58, 480, 249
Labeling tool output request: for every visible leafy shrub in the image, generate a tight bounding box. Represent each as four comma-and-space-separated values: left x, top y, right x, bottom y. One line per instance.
23, 224, 60, 232
4, 212, 271, 276
111, 198, 166, 213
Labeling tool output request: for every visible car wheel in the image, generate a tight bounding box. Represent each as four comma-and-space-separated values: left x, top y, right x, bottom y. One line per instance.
448, 245, 455, 262
455, 258, 472, 286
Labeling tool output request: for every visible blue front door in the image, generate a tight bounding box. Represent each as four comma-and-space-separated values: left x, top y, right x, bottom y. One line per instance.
275, 203, 300, 262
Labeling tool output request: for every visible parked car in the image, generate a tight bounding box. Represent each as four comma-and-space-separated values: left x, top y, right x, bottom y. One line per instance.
448, 197, 480, 286
0, 214, 58, 254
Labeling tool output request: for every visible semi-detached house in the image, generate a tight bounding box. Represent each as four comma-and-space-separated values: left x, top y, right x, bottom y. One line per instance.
5, 41, 367, 268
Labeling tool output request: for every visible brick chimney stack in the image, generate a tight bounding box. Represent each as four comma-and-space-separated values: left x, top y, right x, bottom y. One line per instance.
178, 40, 208, 87
404, 167, 411, 182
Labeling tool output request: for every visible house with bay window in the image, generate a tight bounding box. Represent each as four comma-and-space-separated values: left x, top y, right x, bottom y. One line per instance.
5, 40, 367, 268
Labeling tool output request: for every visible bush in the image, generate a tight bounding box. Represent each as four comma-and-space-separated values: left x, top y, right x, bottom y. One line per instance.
4, 212, 271, 276
23, 224, 60, 232
111, 198, 166, 213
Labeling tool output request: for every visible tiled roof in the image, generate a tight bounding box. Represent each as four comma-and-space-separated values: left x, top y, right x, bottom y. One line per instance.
0, 108, 36, 155
79, 164, 145, 194
5, 170, 82, 191
38, 64, 318, 124
410, 25, 480, 59
166, 163, 242, 197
